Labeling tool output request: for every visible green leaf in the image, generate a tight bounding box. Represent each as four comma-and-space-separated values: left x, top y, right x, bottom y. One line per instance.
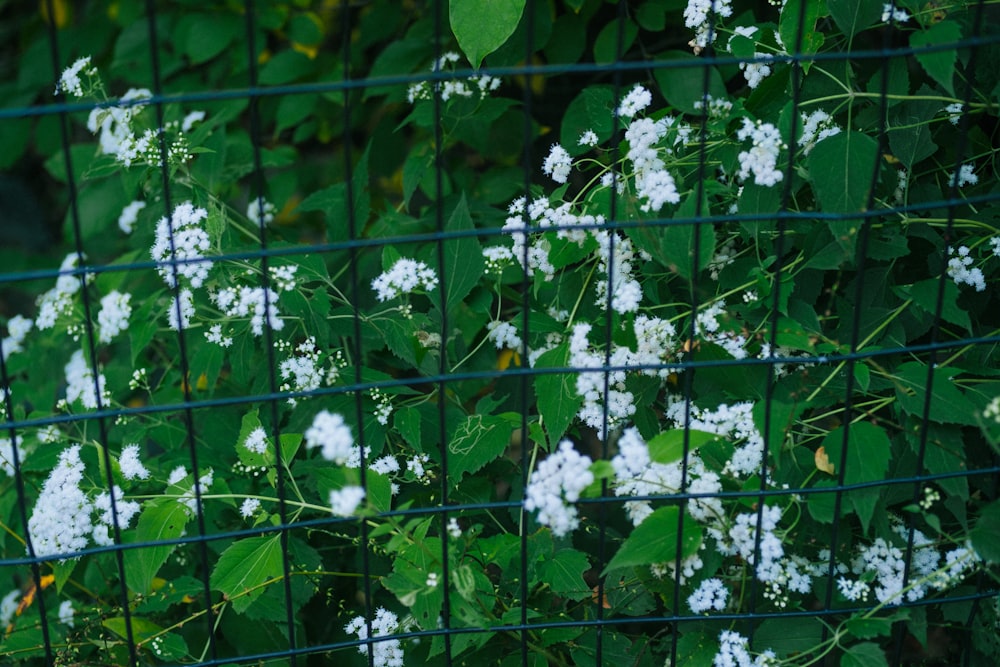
841, 641, 890, 667
442, 194, 485, 317
808, 130, 879, 214
534, 343, 583, 446
827, 0, 882, 39
822, 422, 891, 532
447, 413, 513, 480
124, 500, 194, 595
897, 278, 971, 332
887, 98, 940, 169
184, 14, 240, 65
893, 361, 978, 426
395, 407, 422, 450
845, 617, 895, 640
647, 429, 719, 464
662, 191, 715, 282
754, 617, 825, 656
539, 548, 590, 601
449, 0, 526, 69
593, 17, 638, 65
560, 85, 616, 155
970, 500, 1000, 563
210, 535, 284, 614
602, 506, 702, 575
779, 0, 826, 59
104, 617, 189, 660
653, 50, 728, 115
911, 21, 961, 96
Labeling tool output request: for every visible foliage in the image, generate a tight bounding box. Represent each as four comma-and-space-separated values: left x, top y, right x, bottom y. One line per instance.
1, 1, 999, 666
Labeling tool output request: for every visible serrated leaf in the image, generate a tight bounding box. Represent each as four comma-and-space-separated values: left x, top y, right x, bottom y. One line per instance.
822, 422, 891, 532
210, 535, 284, 614
893, 361, 978, 426
104, 616, 189, 660
442, 194, 484, 317
754, 617, 825, 656
841, 641, 890, 667
539, 549, 590, 601
124, 500, 193, 595
900, 278, 971, 333
654, 50, 729, 115
534, 343, 583, 446
779, 0, 825, 60
663, 191, 715, 281
450, 0, 526, 69
845, 617, 895, 639
602, 506, 702, 575
827, 0, 882, 38
911, 21, 960, 96
447, 413, 513, 480
809, 130, 879, 214
560, 85, 616, 155
970, 500, 1000, 563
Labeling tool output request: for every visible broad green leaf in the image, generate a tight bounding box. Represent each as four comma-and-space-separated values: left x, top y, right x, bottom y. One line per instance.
887, 98, 939, 169
663, 191, 715, 282
653, 50, 728, 114
395, 407, 422, 450
754, 399, 802, 464
442, 194, 484, 317
897, 278, 971, 332
808, 130, 879, 213
104, 616, 190, 660
845, 617, 895, 640
210, 535, 284, 614
560, 85, 616, 156
827, 0, 881, 39
779, 0, 826, 60
911, 21, 961, 96
593, 17, 638, 65
647, 429, 719, 464
755, 617, 825, 656
841, 641, 890, 667
822, 422, 891, 532
259, 50, 315, 85
366, 471, 393, 513
970, 500, 1000, 563
602, 506, 702, 575
447, 413, 513, 480
450, 0, 526, 69
184, 14, 240, 65
124, 500, 194, 596
534, 342, 583, 446
235, 409, 270, 468
893, 361, 978, 426
539, 548, 590, 601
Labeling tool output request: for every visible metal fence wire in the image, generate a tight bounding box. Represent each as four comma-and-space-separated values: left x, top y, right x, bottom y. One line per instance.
2, 0, 1000, 666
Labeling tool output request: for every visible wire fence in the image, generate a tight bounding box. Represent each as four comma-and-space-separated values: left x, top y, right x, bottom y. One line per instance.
2, 1, 1000, 666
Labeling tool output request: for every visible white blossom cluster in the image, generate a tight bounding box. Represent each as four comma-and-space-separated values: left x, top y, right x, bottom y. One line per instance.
243, 427, 269, 455
36, 253, 86, 331
151, 201, 213, 289
542, 143, 573, 183
247, 198, 277, 226
617, 84, 653, 118
948, 163, 978, 188
944, 102, 964, 125
684, 0, 733, 50
486, 321, 522, 351
240, 498, 261, 518
712, 630, 778, 667
1, 314, 33, 359
58, 600, 74, 627
117, 200, 146, 234
739, 55, 774, 90
664, 399, 765, 478
56, 56, 98, 97
407, 52, 501, 102
371, 258, 438, 302
278, 338, 342, 406
524, 440, 594, 537
344, 607, 404, 667
736, 119, 784, 187
91, 485, 141, 546
27, 446, 93, 559
168, 466, 215, 515
0, 435, 22, 477
63, 349, 110, 410
330, 486, 366, 517
798, 109, 841, 155
305, 410, 355, 465
119, 444, 150, 481
881, 3, 911, 22
168, 288, 195, 331
688, 577, 729, 613
946, 245, 986, 291
212, 285, 284, 336
97, 290, 132, 343
712, 506, 787, 584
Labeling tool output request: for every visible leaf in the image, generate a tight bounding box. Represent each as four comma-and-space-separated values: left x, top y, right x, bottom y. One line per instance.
887, 99, 940, 169
893, 361, 978, 426
653, 50, 728, 115
184, 14, 240, 65
899, 278, 972, 333
662, 190, 715, 282
911, 21, 961, 96
124, 500, 193, 596
845, 617, 895, 640
442, 194, 484, 317
449, 0, 526, 69
779, 0, 826, 59
210, 535, 284, 614
447, 413, 513, 480
815, 446, 835, 474
827, 0, 882, 39
646, 429, 719, 464
560, 85, 616, 155
534, 343, 583, 446
104, 616, 189, 660
539, 548, 590, 601
808, 130, 880, 214
841, 641, 890, 667
822, 422, 891, 532
970, 500, 1000, 563
593, 17, 638, 65
602, 506, 702, 575
754, 617, 825, 656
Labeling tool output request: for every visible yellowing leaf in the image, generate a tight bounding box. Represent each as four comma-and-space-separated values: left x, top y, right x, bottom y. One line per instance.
814, 446, 835, 474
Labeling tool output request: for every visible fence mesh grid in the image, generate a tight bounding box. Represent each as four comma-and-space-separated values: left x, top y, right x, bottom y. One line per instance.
2, 0, 1000, 665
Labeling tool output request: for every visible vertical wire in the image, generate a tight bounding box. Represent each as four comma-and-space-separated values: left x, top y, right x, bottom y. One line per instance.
893, 2, 989, 663
430, 1, 454, 661
517, 3, 536, 666
44, 2, 138, 664
142, 1, 218, 660
745, 0, 808, 645
338, 2, 376, 664
242, 2, 300, 664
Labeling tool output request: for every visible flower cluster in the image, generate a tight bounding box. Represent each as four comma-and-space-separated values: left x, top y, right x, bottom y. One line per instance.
151, 201, 213, 289
371, 258, 439, 302
344, 607, 404, 667
684, 0, 733, 50
63, 349, 110, 410
523, 440, 594, 537
406, 52, 500, 103
304, 410, 356, 465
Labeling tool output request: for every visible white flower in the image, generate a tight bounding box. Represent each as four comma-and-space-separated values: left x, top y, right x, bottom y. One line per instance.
1, 314, 32, 358
240, 498, 261, 518
117, 200, 146, 234
946, 245, 985, 291
213, 286, 283, 336
330, 486, 366, 517
305, 410, 355, 464
739, 55, 773, 89
684, 0, 733, 49
944, 102, 964, 125
881, 3, 910, 22
64, 349, 109, 410
181, 110, 205, 133
167, 288, 195, 331
713, 630, 776, 667
91, 485, 140, 546
205, 323, 233, 348
243, 427, 269, 455
56, 56, 96, 97
35, 253, 85, 331
97, 290, 132, 343
688, 577, 729, 613
948, 163, 978, 188
578, 129, 599, 147
1, 589, 19, 628
371, 258, 439, 302
119, 444, 150, 481
798, 109, 841, 155
486, 321, 522, 350
27, 445, 93, 559
247, 197, 277, 226
344, 607, 404, 667
58, 600, 75, 627
270, 264, 298, 292
736, 118, 784, 187
617, 85, 652, 118
542, 143, 573, 183
0, 435, 23, 477
524, 440, 594, 537
150, 201, 213, 289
